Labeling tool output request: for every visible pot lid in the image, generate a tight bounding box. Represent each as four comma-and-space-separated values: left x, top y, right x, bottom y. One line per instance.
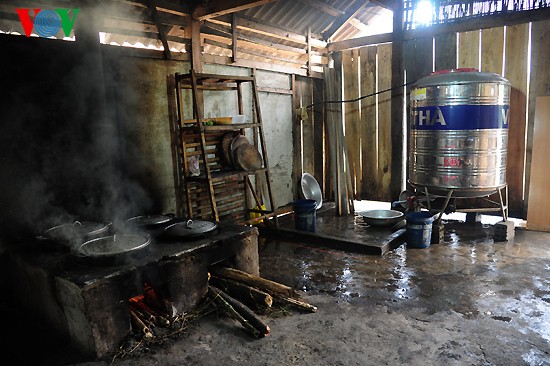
126, 214, 172, 227
78, 233, 150, 258
43, 221, 109, 240
163, 219, 218, 238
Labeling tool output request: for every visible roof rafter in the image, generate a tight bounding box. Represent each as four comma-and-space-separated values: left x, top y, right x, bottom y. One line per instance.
295, 0, 344, 17
192, 0, 280, 21
147, 0, 171, 59
322, 0, 368, 41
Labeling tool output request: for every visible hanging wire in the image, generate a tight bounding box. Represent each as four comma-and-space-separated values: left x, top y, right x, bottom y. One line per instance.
303, 80, 418, 111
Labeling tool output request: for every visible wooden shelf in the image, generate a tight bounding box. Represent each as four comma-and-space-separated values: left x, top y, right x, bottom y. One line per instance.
186, 168, 267, 182
174, 70, 277, 226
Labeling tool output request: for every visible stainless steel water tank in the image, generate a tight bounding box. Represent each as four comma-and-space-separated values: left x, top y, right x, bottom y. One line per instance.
409, 69, 511, 197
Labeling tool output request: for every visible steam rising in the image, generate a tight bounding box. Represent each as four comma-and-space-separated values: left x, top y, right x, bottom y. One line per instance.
0, 5, 158, 246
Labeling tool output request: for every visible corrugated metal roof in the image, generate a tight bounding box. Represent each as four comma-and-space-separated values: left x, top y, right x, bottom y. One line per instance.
0, 0, 392, 74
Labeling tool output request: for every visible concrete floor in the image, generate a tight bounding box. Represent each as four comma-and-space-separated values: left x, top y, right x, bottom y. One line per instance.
2, 215, 550, 365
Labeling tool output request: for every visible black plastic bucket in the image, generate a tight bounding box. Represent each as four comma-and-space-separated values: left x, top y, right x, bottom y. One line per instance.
294, 199, 317, 232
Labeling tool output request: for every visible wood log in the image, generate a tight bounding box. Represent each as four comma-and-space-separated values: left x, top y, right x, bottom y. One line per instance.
129, 306, 156, 329
209, 275, 273, 309
273, 295, 317, 313
208, 285, 270, 338
130, 309, 154, 339
211, 267, 297, 298
130, 300, 171, 327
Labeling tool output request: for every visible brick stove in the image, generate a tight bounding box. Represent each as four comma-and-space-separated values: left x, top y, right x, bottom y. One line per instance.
5, 224, 259, 358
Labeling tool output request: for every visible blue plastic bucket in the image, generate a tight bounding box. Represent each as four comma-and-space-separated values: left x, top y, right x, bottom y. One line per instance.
294, 199, 317, 232
406, 211, 434, 248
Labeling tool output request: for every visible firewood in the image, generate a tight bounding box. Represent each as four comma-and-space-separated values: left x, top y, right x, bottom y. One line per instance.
211, 267, 297, 298
130, 306, 156, 329
209, 275, 273, 309
208, 285, 269, 338
130, 300, 171, 327
130, 309, 154, 339
273, 295, 317, 313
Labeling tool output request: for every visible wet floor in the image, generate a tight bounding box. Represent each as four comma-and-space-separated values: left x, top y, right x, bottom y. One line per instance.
259, 220, 550, 351
4, 216, 549, 365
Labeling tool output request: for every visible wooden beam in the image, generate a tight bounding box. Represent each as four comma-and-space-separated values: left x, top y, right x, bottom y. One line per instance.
202, 31, 299, 58
204, 21, 308, 55
236, 14, 326, 45
203, 37, 304, 66
307, 26, 312, 76
231, 13, 238, 62
329, 7, 550, 51
191, 19, 202, 72
207, 17, 327, 51
257, 86, 292, 94
404, 8, 550, 40
202, 53, 323, 78
390, 0, 404, 200
328, 32, 392, 52
125, 0, 190, 15
322, 1, 367, 41
102, 26, 190, 47
147, 0, 171, 59
295, 0, 344, 17
349, 18, 370, 33
370, 0, 396, 11
192, 0, 279, 21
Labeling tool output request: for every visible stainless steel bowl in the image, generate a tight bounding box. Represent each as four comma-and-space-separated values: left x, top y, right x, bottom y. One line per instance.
300, 173, 322, 209
358, 209, 404, 226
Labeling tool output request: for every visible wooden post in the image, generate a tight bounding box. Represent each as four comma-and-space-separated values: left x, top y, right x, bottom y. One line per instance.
292, 74, 303, 200
191, 19, 203, 72
390, 0, 405, 200
307, 26, 312, 77
232, 13, 238, 62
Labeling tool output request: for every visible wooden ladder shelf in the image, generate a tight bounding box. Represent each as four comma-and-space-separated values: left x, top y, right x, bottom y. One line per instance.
174, 70, 277, 227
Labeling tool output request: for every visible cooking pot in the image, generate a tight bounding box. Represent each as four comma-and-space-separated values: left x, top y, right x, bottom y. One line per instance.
162, 219, 218, 239
39, 220, 111, 250
76, 233, 151, 266
125, 214, 173, 229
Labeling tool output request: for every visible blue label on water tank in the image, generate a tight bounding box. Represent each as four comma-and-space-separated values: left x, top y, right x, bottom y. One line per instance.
412, 105, 509, 130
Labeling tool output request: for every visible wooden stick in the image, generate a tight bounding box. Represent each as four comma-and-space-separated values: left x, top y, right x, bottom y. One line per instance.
208, 286, 263, 338
209, 285, 270, 337
211, 267, 297, 298
130, 309, 154, 339
273, 295, 318, 313
130, 300, 171, 327
129, 306, 156, 329
210, 275, 273, 308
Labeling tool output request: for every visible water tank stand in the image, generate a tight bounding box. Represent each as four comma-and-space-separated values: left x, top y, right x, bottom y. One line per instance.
418, 184, 509, 224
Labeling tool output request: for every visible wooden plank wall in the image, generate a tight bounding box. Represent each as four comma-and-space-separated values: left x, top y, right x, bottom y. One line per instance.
526, 96, 550, 231
359, 47, 377, 199
293, 75, 325, 200
505, 24, 529, 218
342, 50, 361, 197
377, 44, 393, 201
526, 19, 550, 218
458, 31, 480, 69
338, 45, 395, 201
297, 20, 547, 218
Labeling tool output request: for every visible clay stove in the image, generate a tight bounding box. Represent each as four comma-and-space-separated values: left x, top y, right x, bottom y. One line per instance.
5, 223, 259, 358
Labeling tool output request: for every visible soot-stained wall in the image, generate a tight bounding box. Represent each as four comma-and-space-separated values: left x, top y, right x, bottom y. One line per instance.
0, 34, 154, 247
0, 34, 296, 252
